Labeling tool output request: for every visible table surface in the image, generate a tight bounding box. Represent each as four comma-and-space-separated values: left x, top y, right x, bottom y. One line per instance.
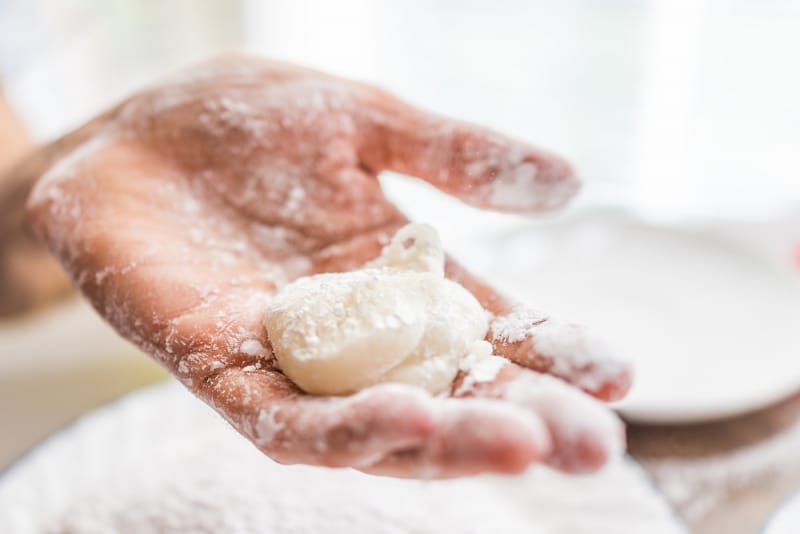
628, 393, 800, 533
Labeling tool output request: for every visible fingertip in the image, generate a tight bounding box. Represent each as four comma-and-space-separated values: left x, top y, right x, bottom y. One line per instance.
589, 363, 633, 402
447, 142, 579, 215
538, 153, 580, 205
435, 399, 551, 476
481, 151, 580, 214
548, 419, 625, 474
503, 373, 625, 474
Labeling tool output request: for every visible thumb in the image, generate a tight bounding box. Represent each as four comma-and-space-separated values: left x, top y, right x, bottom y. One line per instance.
357, 90, 579, 213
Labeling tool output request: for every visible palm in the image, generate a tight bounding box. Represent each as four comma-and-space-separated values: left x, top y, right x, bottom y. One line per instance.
25, 54, 629, 478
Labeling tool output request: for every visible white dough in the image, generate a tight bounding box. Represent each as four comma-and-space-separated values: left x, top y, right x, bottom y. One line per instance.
264, 224, 489, 395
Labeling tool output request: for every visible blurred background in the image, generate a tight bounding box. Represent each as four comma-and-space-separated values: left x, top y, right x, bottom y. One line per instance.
4, 0, 800, 218
1, 1, 799, 533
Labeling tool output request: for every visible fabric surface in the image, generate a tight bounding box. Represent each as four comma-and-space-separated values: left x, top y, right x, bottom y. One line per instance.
0, 381, 686, 534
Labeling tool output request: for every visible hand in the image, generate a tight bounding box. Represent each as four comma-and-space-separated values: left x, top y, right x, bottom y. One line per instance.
24, 53, 630, 478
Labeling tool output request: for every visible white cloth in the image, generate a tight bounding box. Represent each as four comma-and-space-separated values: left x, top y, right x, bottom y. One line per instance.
0, 381, 686, 534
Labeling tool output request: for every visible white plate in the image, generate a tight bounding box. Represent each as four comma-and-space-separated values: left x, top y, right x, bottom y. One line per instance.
0, 381, 686, 534
469, 211, 800, 423
763, 491, 800, 534
382, 177, 800, 423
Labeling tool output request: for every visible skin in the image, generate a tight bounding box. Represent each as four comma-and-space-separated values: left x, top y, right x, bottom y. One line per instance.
22, 53, 631, 478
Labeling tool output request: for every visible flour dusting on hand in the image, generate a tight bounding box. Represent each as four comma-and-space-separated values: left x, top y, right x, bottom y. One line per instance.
491, 305, 549, 342
492, 305, 627, 392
